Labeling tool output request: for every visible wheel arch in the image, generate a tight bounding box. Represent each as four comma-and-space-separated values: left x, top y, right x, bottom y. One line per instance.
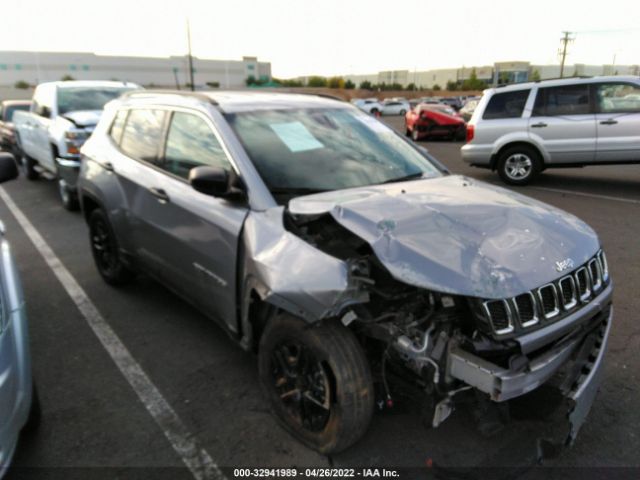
490, 141, 545, 171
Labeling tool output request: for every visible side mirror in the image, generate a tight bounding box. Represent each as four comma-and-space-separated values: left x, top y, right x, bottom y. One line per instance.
40, 106, 51, 119
0, 153, 19, 183
189, 165, 244, 199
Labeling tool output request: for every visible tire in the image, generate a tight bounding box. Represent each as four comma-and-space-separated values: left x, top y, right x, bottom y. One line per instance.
88, 209, 134, 285
405, 127, 411, 137
259, 313, 374, 454
399, 109, 406, 116
411, 126, 421, 142
58, 177, 79, 211
23, 383, 41, 433
370, 108, 380, 117
497, 145, 542, 186
21, 152, 39, 180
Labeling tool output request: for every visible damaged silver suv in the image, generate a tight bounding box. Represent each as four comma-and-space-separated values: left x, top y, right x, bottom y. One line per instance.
78, 91, 613, 455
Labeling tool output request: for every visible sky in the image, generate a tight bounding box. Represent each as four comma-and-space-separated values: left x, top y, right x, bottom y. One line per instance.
1, 0, 638, 78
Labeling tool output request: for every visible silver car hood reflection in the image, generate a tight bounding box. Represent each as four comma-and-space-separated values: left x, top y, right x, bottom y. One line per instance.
288, 175, 600, 299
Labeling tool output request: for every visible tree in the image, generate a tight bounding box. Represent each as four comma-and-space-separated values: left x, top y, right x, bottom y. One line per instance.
327, 76, 345, 89
206, 81, 220, 88
307, 76, 328, 87
432, 84, 442, 91
61, 74, 75, 81
446, 80, 458, 91
344, 79, 355, 89
461, 68, 485, 90
531, 69, 541, 81
406, 83, 416, 91
359, 80, 373, 90
14, 80, 30, 89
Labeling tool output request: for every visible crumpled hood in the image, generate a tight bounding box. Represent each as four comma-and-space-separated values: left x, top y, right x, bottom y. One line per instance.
288, 175, 600, 299
60, 110, 102, 128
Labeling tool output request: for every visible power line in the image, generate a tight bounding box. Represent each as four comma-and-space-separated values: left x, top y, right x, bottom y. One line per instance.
558, 31, 575, 78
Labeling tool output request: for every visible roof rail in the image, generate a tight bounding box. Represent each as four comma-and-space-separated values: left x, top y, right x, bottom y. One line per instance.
534, 75, 592, 83
121, 89, 217, 105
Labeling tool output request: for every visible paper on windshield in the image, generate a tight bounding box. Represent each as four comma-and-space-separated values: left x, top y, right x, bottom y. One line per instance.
354, 113, 394, 134
270, 121, 324, 152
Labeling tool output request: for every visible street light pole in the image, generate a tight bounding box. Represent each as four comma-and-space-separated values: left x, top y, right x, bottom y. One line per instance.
186, 19, 195, 91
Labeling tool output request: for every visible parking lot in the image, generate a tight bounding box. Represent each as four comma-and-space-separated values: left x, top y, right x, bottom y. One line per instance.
2, 114, 640, 479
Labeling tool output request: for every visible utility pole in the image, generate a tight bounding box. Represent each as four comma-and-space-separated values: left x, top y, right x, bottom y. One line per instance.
558, 31, 575, 78
186, 19, 195, 91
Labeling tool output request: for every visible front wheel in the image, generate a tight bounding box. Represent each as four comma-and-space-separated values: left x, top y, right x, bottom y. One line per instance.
259, 313, 374, 454
21, 152, 39, 180
497, 145, 542, 186
399, 109, 406, 116
58, 177, 79, 211
89, 209, 134, 285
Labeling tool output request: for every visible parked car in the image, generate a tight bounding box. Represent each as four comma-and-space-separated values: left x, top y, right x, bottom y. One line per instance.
405, 103, 466, 141
79, 91, 612, 456
380, 99, 410, 116
0, 101, 31, 157
13, 81, 140, 210
462, 76, 640, 185
439, 97, 463, 110
459, 97, 480, 121
351, 98, 383, 116
0, 153, 40, 476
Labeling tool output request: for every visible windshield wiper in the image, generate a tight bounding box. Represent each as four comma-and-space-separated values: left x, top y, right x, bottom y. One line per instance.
270, 187, 329, 196
379, 172, 427, 185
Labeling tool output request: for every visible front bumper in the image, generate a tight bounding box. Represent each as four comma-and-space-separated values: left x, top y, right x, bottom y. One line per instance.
55, 157, 81, 191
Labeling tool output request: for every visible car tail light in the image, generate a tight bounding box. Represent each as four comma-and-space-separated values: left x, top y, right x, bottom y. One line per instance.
466, 125, 474, 143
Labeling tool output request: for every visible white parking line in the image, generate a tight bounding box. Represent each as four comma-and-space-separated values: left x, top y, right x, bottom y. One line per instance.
531, 186, 640, 205
0, 187, 226, 480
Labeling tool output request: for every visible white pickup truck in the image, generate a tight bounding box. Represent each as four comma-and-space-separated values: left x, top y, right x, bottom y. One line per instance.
14, 81, 139, 209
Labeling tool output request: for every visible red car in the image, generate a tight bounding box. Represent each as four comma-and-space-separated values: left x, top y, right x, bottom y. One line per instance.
405, 103, 466, 141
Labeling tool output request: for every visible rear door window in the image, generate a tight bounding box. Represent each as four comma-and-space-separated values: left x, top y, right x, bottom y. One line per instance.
532, 84, 591, 116
119, 109, 166, 165
596, 83, 640, 114
163, 112, 230, 179
482, 90, 530, 119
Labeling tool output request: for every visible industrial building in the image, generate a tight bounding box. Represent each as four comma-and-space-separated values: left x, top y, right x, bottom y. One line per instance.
0, 51, 271, 88
345, 61, 640, 89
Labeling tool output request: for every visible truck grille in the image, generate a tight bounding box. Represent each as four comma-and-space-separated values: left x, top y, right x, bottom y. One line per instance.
482, 250, 609, 335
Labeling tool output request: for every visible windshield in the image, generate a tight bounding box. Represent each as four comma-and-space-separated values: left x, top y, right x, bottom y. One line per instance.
57, 87, 135, 115
225, 107, 441, 200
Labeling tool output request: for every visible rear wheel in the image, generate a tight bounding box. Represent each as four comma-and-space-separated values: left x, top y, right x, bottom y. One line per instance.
497, 145, 542, 185
399, 109, 406, 116
258, 313, 374, 454
89, 209, 134, 285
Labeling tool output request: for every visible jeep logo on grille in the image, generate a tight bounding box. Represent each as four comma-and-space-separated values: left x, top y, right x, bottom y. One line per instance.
555, 258, 575, 272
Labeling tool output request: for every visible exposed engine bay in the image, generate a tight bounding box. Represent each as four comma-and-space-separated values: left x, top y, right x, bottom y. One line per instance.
282, 210, 612, 459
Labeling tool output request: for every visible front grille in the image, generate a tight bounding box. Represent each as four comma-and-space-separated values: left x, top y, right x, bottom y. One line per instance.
559, 275, 577, 309
589, 259, 602, 292
576, 267, 591, 301
481, 249, 609, 335
538, 284, 559, 318
483, 299, 513, 334
514, 292, 538, 326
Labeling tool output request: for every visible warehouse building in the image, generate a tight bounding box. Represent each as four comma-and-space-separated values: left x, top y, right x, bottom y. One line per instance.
345, 61, 640, 89
0, 51, 271, 88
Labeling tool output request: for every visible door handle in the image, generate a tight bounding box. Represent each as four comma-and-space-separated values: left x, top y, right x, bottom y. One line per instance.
599, 119, 618, 125
531, 122, 547, 128
149, 187, 170, 203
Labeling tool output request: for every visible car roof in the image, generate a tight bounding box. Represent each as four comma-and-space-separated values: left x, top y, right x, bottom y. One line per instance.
120, 90, 349, 113
1, 99, 31, 106
487, 75, 640, 94
38, 80, 140, 89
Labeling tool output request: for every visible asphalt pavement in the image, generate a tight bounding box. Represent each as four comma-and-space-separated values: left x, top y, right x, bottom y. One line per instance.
2, 115, 639, 479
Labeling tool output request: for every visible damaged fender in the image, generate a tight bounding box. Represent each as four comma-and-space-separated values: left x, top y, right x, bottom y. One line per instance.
241, 207, 367, 328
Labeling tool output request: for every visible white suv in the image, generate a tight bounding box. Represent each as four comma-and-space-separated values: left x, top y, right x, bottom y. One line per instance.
461, 76, 640, 185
